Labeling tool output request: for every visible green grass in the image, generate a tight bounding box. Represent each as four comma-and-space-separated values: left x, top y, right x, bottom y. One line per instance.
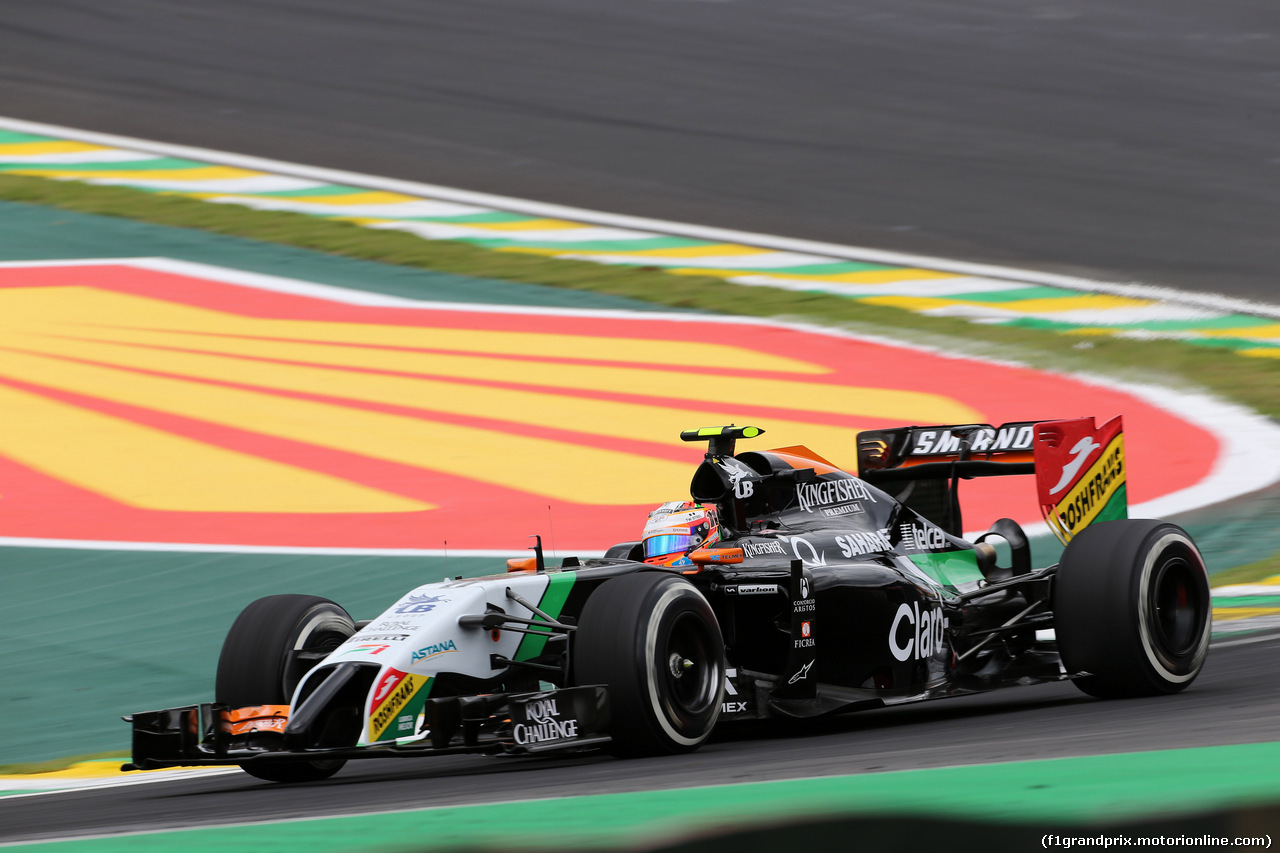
4, 171, 1280, 590
1211, 555, 1280, 588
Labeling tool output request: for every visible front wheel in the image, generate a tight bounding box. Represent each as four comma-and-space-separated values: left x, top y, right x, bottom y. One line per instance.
574, 573, 725, 756
1054, 520, 1211, 698
215, 594, 356, 782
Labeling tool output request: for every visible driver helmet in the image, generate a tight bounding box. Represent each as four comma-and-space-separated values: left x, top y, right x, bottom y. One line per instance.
641, 501, 720, 567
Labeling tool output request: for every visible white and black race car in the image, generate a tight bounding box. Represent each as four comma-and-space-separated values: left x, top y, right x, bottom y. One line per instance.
125, 420, 1211, 782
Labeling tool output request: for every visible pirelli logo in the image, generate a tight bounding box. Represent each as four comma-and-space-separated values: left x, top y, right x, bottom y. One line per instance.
368, 670, 428, 742
1045, 434, 1126, 541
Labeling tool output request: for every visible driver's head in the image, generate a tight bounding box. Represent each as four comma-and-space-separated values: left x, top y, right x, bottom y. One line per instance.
641, 501, 720, 567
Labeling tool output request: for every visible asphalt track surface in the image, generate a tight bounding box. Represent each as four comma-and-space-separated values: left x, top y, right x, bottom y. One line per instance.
3, 635, 1280, 843
2, 0, 1280, 841
1, 0, 1278, 300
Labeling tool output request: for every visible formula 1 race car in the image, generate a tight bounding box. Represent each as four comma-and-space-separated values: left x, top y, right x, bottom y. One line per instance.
125, 419, 1211, 782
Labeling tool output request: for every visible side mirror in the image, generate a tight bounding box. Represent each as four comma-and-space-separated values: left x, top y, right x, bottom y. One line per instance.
506, 557, 537, 573
688, 547, 744, 566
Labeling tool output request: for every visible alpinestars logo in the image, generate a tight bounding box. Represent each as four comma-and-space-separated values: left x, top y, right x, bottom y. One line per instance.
788, 660, 814, 684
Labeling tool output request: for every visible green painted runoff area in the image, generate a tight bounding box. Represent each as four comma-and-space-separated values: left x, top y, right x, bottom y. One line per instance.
0, 548, 496, 765
10, 742, 1280, 851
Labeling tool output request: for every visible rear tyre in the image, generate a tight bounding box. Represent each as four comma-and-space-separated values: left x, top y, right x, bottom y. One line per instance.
575, 573, 724, 756
216, 594, 356, 782
1055, 520, 1211, 698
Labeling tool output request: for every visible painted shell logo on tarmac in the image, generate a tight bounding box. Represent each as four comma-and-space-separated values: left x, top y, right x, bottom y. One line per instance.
0, 261, 1211, 549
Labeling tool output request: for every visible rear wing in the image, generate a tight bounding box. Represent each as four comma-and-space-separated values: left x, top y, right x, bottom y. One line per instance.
857, 417, 1126, 543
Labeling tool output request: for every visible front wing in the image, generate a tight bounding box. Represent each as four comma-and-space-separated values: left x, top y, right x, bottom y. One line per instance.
123, 685, 611, 771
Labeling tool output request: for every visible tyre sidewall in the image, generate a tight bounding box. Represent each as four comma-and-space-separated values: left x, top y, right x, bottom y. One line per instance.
279, 602, 356, 700
1133, 529, 1211, 688
641, 582, 724, 749
575, 573, 724, 756
215, 594, 355, 783
216, 594, 355, 707
1056, 520, 1211, 697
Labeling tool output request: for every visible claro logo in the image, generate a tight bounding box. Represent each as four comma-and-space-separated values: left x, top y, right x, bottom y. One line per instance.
888, 602, 948, 662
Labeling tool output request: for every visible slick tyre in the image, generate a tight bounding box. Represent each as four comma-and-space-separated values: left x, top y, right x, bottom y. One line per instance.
216, 594, 356, 782
1055, 520, 1211, 698
575, 573, 725, 757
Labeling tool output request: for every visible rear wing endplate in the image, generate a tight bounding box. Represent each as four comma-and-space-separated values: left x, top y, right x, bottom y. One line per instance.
857, 417, 1127, 543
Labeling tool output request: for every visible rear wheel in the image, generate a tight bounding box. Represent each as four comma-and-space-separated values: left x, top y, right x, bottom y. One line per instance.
575, 573, 724, 756
1055, 520, 1211, 698
216, 594, 355, 782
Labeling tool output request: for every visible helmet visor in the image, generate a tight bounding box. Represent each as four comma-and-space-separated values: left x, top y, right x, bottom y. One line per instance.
643, 533, 695, 559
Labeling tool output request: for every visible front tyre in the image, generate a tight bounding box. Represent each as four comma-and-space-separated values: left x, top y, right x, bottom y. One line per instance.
575, 573, 725, 756
1055, 520, 1211, 698
215, 594, 356, 782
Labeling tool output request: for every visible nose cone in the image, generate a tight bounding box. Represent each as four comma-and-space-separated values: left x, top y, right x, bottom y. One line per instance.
327, 583, 487, 673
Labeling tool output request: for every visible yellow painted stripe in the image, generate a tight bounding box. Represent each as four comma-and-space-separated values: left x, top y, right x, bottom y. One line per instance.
257, 190, 427, 206
1214, 606, 1280, 621
859, 294, 1159, 314
5, 165, 268, 182
0, 761, 224, 781
745, 268, 963, 284
987, 294, 1155, 314
1240, 347, 1280, 359
1, 294, 973, 423
9, 330, 871, 470
0, 382, 429, 513
494, 247, 586, 257
503, 264, 960, 283
0, 761, 127, 781
861, 294, 1158, 315
663, 267, 771, 279
461, 218, 587, 232
0, 141, 112, 156
1199, 324, 1280, 340
572, 243, 786, 259
0, 286, 825, 374
0, 287, 982, 504
0, 348, 692, 506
